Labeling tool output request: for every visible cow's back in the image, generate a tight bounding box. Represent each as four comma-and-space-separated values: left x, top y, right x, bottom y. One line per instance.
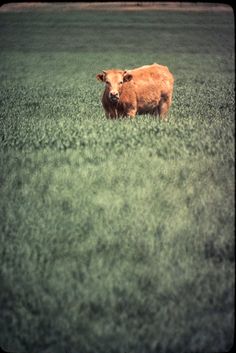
128, 63, 174, 87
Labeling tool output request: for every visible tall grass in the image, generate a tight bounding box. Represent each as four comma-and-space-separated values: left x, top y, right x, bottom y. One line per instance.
0, 9, 234, 353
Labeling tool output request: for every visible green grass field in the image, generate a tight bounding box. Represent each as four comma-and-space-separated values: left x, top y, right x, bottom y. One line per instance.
0, 8, 235, 353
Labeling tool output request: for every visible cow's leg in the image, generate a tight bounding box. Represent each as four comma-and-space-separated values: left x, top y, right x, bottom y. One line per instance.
128, 111, 136, 118
110, 109, 118, 119
158, 93, 172, 121
105, 109, 117, 119
126, 106, 137, 119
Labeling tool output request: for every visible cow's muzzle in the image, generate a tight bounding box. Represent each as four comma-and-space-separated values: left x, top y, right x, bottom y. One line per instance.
109, 92, 119, 103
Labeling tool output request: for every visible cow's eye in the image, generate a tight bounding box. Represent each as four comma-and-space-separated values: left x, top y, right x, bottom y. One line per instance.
106, 81, 110, 85
119, 81, 123, 84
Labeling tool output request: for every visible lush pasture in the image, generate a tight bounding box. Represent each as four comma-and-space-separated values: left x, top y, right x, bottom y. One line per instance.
0, 9, 235, 353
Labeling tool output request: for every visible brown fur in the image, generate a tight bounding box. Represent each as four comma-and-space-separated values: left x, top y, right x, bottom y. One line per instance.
96, 63, 174, 119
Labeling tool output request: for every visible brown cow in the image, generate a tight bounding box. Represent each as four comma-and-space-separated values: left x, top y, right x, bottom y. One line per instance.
96, 63, 174, 119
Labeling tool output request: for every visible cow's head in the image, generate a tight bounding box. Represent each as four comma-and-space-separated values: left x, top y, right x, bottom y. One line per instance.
96, 69, 133, 103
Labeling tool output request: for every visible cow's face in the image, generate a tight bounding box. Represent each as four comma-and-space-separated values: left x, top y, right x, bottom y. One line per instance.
96, 69, 132, 103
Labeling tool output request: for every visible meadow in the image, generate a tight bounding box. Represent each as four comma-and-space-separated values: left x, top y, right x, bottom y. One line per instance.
0, 7, 235, 353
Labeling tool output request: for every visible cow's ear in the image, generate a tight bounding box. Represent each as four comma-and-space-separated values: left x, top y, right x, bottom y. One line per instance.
123, 71, 133, 82
96, 71, 107, 82
96, 72, 105, 82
